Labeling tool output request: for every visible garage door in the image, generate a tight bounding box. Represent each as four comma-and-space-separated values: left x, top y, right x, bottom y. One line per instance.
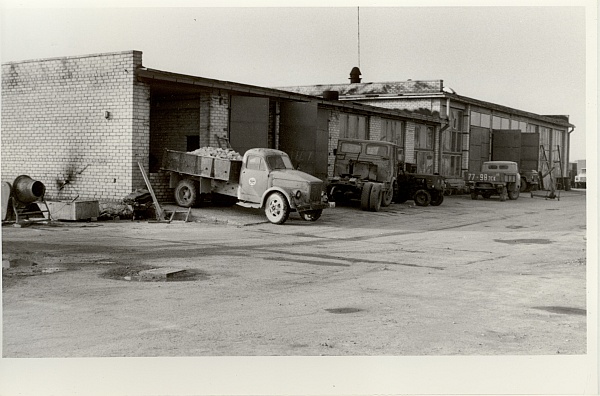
229, 96, 269, 155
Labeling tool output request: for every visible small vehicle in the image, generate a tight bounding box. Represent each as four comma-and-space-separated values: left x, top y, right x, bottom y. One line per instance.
574, 168, 586, 188
162, 147, 330, 224
519, 169, 540, 192
465, 161, 521, 201
395, 163, 446, 207
327, 139, 398, 211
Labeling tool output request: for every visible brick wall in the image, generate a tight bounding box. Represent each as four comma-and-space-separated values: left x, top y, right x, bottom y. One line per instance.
1, 50, 145, 203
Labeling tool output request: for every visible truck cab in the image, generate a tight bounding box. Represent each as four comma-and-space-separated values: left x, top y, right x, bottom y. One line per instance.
574, 168, 586, 189
465, 161, 521, 201
327, 139, 398, 210
237, 148, 330, 223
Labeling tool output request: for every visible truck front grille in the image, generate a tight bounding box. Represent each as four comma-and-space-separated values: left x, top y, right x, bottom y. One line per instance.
310, 182, 324, 202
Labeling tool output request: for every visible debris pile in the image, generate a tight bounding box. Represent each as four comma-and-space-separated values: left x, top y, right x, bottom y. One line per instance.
188, 147, 243, 160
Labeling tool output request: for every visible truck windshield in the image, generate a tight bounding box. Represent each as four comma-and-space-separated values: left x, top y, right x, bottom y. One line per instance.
266, 155, 294, 170
365, 144, 388, 156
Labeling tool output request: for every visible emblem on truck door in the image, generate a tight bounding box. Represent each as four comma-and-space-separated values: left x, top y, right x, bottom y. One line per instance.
249, 177, 256, 186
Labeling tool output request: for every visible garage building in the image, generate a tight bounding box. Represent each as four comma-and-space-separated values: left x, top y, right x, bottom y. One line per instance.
1, 50, 444, 206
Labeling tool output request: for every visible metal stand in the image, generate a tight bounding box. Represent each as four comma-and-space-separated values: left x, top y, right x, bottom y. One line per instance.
11, 197, 52, 226
531, 145, 560, 201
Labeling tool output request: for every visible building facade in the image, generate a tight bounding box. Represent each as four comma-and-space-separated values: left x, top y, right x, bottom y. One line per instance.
1, 51, 443, 205
279, 77, 575, 189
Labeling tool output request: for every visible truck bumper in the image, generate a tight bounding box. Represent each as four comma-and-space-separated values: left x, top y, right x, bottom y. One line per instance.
295, 202, 331, 212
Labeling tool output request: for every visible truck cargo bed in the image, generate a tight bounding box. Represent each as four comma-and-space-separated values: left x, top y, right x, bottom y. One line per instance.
161, 149, 242, 182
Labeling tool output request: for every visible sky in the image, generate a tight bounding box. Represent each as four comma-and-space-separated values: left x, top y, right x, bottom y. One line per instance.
0, 1, 595, 162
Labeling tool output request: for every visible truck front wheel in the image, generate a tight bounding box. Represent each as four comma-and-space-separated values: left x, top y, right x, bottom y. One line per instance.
265, 192, 290, 225
174, 179, 198, 207
381, 181, 395, 207
360, 182, 373, 211
369, 183, 382, 212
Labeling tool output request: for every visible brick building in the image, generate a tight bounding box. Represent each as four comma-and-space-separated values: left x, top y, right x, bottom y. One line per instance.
1, 50, 443, 206
279, 74, 576, 189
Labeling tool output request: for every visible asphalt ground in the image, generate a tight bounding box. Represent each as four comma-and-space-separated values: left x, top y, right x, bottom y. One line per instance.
0, 189, 597, 396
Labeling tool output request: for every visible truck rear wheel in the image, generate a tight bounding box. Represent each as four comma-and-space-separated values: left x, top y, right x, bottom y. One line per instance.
299, 210, 322, 221
360, 182, 373, 211
508, 186, 520, 200
520, 178, 528, 193
430, 191, 444, 206
414, 189, 431, 207
174, 179, 198, 208
369, 183, 382, 212
265, 192, 290, 225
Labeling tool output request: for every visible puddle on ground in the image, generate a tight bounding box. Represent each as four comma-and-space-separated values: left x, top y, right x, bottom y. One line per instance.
533, 306, 586, 316
494, 239, 552, 245
326, 308, 362, 314
100, 265, 209, 282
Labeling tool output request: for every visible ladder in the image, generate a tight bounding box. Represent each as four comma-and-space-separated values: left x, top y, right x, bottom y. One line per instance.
531, 145, 559, 200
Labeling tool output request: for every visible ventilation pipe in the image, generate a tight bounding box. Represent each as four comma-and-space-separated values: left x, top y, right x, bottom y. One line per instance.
349, 67, 362, 83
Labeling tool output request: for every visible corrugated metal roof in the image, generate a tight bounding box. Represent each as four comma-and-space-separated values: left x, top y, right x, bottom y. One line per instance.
136, 67, 445, 125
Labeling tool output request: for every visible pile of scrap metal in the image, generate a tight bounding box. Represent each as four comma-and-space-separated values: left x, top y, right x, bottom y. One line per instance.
122, 189, 155, 220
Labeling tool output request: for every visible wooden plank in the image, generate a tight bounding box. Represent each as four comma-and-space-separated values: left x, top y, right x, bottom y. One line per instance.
137, 162, 166, 222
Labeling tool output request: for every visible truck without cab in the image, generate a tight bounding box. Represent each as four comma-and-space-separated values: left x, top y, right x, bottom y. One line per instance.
327, 139, 398, 211
162, 148, 330, 224
465, 161, 521, 201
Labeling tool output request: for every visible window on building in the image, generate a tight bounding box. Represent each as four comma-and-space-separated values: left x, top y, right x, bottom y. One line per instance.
527, 123, 539, 134
414, 124, 433, 149
451, 109, 464, 131
493, 116, 510, 129
442, 129, 462, 153
340, 113, 369, 139
471, 111, 481, 127
381, 119, 404, 146
481, 113, 491, 128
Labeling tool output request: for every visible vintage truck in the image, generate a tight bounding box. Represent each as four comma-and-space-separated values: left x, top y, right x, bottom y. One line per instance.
161, 147, 330, 224
465, 161, 521, 201
327, 138, 398, 211
395, 163, 446, 207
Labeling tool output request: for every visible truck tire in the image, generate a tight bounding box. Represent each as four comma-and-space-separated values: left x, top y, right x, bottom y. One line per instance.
265, 192, 290, 225
413, 189, 431, 207
430, 191, 444, 206
470, 191, 478, 200
381, 181, 395, 207
369, 183, 382, 212
500, 186, 508, 202
360, 182, 373, 211
299, 210, 322, 221
520, 178, 528, 193
508, 186, 520, 200
174, 179, 198, 208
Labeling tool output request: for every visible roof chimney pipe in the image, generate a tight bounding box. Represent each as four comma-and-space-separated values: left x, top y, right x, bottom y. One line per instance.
349, 67, 362, 83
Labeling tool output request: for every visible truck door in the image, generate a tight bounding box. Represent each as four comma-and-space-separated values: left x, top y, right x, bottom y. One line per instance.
239, 154, 269, 203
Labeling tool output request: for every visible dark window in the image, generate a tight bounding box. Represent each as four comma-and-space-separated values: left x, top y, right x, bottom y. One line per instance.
187, 136, 200, 152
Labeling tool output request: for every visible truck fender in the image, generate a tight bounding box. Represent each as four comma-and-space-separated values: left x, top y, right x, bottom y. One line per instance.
261, 187, 295, 209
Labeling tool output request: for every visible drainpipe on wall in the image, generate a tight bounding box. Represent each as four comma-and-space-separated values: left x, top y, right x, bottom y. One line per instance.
566, 126, 575, 180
